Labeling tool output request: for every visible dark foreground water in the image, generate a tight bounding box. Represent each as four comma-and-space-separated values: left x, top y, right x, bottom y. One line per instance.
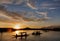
0, 30, 60, 41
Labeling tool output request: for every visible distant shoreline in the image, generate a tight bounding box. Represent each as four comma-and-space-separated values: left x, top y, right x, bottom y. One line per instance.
0, 28, 60, 32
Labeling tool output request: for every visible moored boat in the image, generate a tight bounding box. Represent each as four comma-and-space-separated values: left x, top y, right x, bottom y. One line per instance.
32, 31, 42, 35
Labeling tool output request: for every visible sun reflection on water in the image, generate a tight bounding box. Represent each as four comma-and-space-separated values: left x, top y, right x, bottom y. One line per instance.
15, 31, 20, 34
14, 30, 24, 35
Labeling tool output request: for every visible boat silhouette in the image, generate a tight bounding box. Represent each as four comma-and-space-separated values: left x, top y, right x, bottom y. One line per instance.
32, 31, 42, 35
13, 32, 29, 39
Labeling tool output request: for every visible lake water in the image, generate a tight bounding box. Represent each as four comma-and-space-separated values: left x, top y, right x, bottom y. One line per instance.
0, 30, 60, 41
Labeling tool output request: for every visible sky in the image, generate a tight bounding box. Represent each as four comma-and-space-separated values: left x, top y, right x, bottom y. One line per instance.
0, 0, 60, 28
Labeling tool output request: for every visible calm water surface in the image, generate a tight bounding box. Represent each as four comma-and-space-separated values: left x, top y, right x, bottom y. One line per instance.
0, 30, 60, 41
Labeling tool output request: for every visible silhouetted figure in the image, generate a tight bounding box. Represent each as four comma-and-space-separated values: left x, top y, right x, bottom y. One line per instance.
15, 34, 17, 39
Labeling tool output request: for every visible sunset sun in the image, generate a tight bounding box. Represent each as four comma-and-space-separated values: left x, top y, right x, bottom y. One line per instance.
14, 24, 21, 29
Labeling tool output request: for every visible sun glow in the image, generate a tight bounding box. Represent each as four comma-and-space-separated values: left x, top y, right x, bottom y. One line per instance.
14, 24, 21, 29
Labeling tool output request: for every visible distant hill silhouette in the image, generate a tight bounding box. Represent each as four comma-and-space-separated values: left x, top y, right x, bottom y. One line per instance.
0, 26, 60, 32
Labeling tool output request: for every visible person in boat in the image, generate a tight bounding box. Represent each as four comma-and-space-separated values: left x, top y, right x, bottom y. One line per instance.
13, 32, 29, 39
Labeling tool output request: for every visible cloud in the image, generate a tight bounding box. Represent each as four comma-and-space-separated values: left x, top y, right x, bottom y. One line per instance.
53, 0, 60, 1
0, 0, 37, 10
26, 0, 37, 9
0, 0, 13, 4
36, 11, 51, 19
14, 0, 24, 5
49, 8, 56, 10
0, 5, 24, 23
22, 12, 50, 21
37, 1, 60, 10
0, 5, 51, 23
0, 0, 24, 5
27, 2, 37, 9
0, 10, 49, 22
36, 11, 48, 17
